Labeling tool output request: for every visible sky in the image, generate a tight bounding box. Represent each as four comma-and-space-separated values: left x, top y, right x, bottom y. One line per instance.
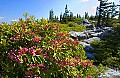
0, 0, 119, 23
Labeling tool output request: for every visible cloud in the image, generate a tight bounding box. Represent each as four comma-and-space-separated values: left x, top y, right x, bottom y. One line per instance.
80, 0, 89, 2
88, 2, 100, 16
11, 19, 19, 22
0, 17, 4, 20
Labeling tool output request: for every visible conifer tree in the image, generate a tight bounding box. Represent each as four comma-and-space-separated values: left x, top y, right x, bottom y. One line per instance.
49, 9, 54, 21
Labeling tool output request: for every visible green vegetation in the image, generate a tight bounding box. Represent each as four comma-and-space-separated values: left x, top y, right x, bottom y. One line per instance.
0, 0, 119, 77
91, 24, 120, 69
0, 15, 105, 78
60, 22, 86, 32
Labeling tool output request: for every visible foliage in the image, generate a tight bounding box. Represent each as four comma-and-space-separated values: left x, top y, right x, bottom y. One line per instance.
0, 15, 100, 78
96, 0, 119, 27
60, 22, 86, 32
91, 24, 120, 69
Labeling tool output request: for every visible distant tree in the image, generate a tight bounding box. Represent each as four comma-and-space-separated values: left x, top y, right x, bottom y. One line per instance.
54, 16, 59, 22
89, 15, 95, 20
77, 14, 79, 18
57, 16, 59, 20
70, 12, 73, 17
85, 12, 89, 19
69, 12, 74, 21
55, 15, 57, 21
79, 14, 81, 18
49, 9, 54, 21
60, 13, 62, 22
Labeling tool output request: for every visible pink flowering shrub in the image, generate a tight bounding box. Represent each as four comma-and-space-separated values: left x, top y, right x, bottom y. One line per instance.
0, 16, 101, 78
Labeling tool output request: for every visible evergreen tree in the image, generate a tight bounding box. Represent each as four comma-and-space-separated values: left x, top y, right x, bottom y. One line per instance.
77, 14, 79, 18
60, 13, 62, 22
69, 12, 74, 21
79, 14, 81, 18
57, 16, 59, 20
96, 0, 118, 27
49, 9, 54, 21
55, 15, 57, 21
85, 12, 89, 19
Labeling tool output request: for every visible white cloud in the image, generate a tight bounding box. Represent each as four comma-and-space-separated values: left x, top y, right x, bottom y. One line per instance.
80, 0, 89, 2
88, 6, 96, 15
88, 2, 100, 16
11, 19, 19, 22
0, 17, 4, 20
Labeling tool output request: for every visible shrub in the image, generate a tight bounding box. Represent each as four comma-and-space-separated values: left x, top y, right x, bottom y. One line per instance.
91, 25, 120, 69
60, 22, 86, 32
0, 16, 101, 78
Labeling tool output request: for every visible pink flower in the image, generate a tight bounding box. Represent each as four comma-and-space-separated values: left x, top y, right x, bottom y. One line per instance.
43, 25, 47, 30
86, 60, 92, 67
87, 75, 92, 78
18, 48, 28, 54
16, 58, 22, 63
36, 49, 42, 54
27, 71, 32, 78
25, 30, 30, 34
15, 34, 21, 39
43, 54, 47, 58
76, 75, 80, 78
22, 24, 26, 28
53, 24, 59, 30
38, 64, 43, 68
33, 36, 39, 42
9, 55, 14, 60
9, 50, 14, 54
24, 58, 27, 62
73, 40, 79, 46
81, 61, 87, 68
32, 52, 36, 56
71, 63, 75, 67
28, 47, 34, 53
45, 66, 49, 70
54, 60, 59, 64
42, 68, 44, 71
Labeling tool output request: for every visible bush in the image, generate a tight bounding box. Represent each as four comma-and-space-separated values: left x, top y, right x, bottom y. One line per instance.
91, 24, 120, 69
0, 16, 101, 78
60, 22, 86, 32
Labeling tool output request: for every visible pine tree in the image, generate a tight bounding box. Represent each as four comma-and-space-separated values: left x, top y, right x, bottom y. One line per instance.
85, 12, 89, 19
77, 14, 79, 18
97, 0, 118, 27
79, 14, 81, 18
49, 9, 54, 21
60, 13, 62, 22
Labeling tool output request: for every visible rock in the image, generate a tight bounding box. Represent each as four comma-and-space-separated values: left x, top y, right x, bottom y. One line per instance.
85, 52, 95, 59
80, 42, 90, 47
84, 46, 94, 52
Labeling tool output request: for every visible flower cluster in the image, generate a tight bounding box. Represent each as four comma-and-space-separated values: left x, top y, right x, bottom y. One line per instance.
27, 63, 49, 71
80, 60, 92, 68
11, 34, 21, 40
9, 50, 22, 63
53, 24, 60, 30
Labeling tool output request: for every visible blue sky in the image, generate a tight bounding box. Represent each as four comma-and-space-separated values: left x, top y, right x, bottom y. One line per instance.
0, 0, 119, 23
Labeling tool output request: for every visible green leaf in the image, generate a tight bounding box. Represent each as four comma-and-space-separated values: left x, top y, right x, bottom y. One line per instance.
32, 56, 35, 63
